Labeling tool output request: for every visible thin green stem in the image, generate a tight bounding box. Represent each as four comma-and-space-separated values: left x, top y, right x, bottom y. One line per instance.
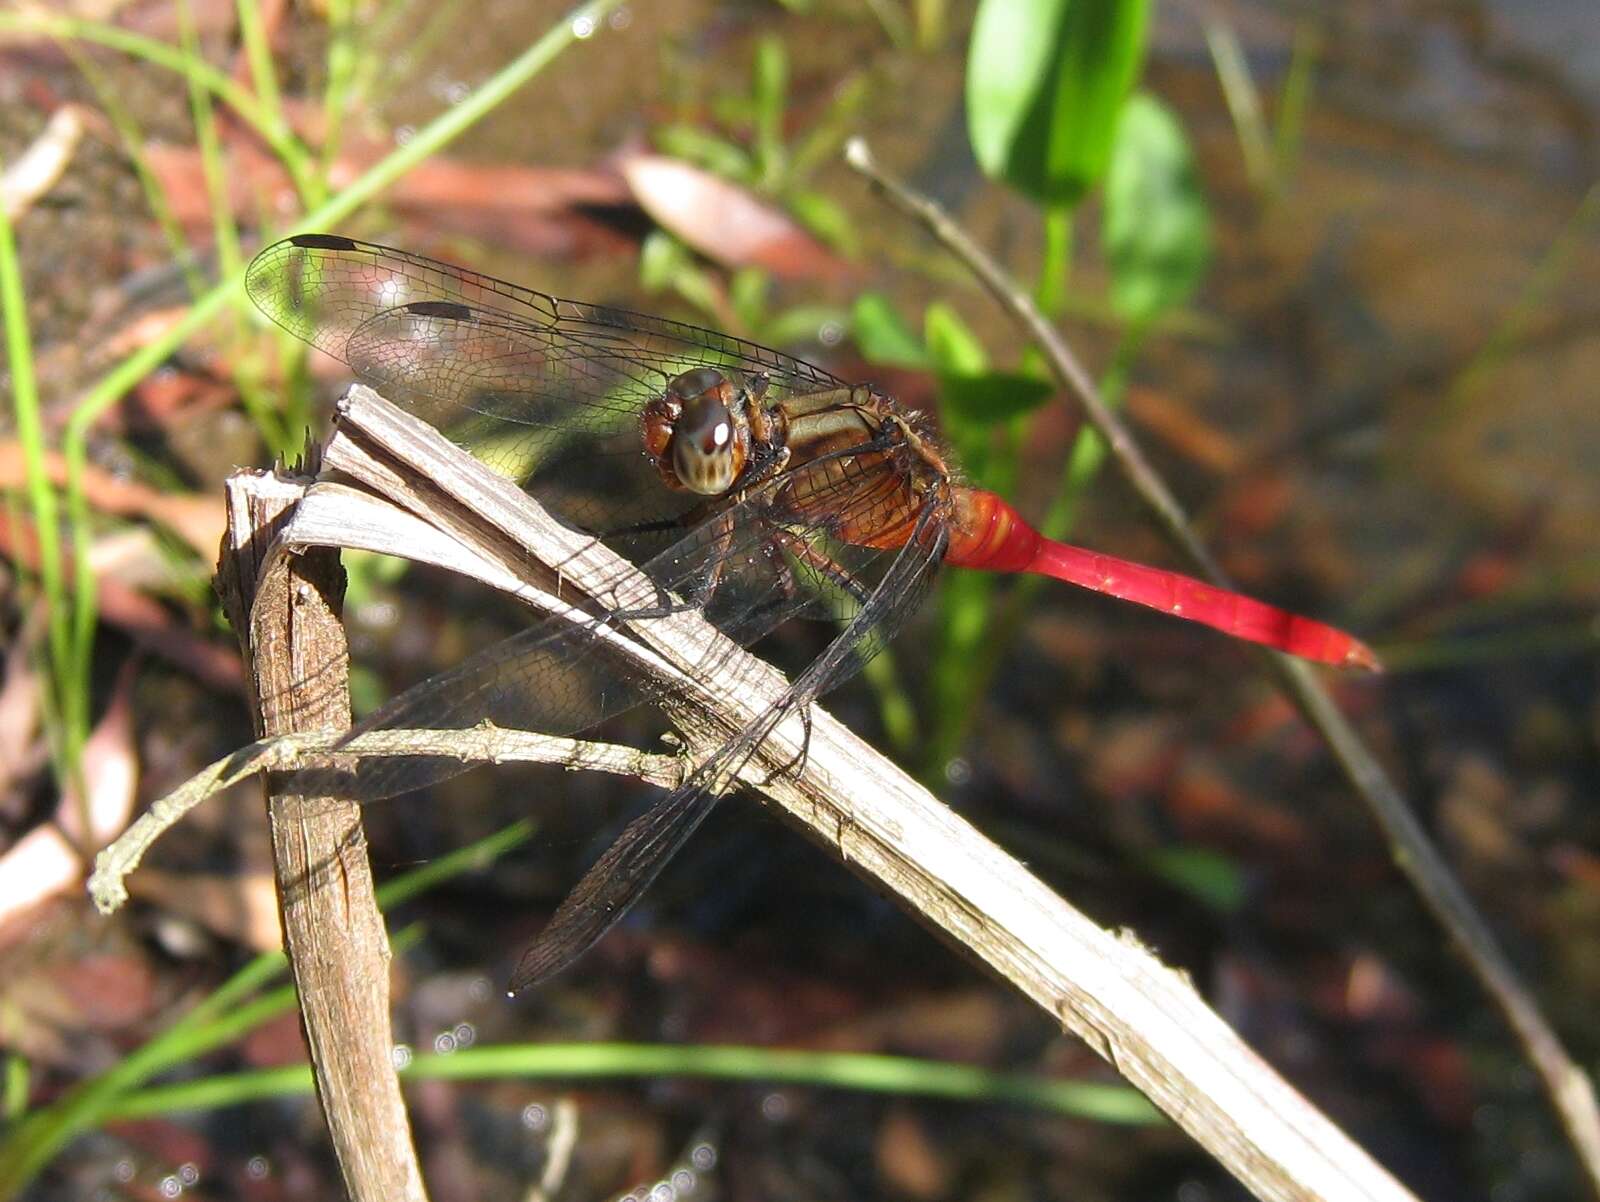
860, 648, 918, 754
58, 41, 205, 297
1271, 20, 1321, 197
1440, 179, 1600, 426
177, 0, 242, 281
926, 330, 1143, 773
176, 0, 284, 453
0, 818, 534, 1195
317, 0, 357, 188
0, 150, 84, 788
1203, 13, 1272, 195
1, 1058, 27, 1122
103, 1044, 1160, 1126
232, 0, 288, 152
1035, 205, 1074, 319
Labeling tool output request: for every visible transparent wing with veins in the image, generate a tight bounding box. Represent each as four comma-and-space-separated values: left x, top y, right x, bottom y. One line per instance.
245, 233, 850, 531
278, 456, 946, 990
505, 502, 947, 991
294, 459, 931, 810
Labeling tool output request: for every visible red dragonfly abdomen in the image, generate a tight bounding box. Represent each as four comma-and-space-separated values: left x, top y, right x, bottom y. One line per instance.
946, 487, 1380, 670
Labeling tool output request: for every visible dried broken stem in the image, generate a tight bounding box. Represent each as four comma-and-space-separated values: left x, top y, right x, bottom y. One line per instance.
219, 468, 425, 1202
87, 723, 685, 914
841, 136, 1600, 1198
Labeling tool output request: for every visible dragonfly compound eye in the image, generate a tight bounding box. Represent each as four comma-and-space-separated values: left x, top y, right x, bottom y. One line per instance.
672, 388, 742, 495
667, 367, 728, 400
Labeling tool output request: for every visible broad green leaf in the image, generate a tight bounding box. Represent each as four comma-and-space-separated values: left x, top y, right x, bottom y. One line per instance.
923, 302, 988, 374
937, 370, 1055, 425
851, 293, 929, 369
1103, 92, 1211, 325
966, 0, 1151, 206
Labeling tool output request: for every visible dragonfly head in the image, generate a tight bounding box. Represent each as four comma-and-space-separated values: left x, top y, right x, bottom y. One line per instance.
642, 368, 750, 496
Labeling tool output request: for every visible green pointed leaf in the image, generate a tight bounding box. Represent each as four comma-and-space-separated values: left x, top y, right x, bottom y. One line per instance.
1141, 848, 1246, 914
851, 293, 929, 369
753, 35, 788, 183
787, 189, 858, 255
937, 371, 1055, 425
652, 124, 755, 182
923, 302, 988, 374
1103, 92, 1212, 325
966, 0, 1151, 206
638, 229, 689, 293
729, 268, 769, 330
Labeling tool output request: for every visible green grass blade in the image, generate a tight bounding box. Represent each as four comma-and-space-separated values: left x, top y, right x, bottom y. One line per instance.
1271, 20, 1321, 194
0, 149, 83, 784
376, 818, 537, 910
318, 0, 358, 186
233, 0, 288, 148
0, 820, 532, 1194
1202, 13, 1271, 194
104, 1044, 1161, 1125
57, 41, 205, 297
2, 1057, 27, 1122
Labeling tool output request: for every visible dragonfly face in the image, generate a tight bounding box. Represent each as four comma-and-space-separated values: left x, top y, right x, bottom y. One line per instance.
641, 367, 753, 496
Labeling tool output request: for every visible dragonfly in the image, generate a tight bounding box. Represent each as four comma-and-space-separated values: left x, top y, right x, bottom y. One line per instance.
246, 233, 1378, 992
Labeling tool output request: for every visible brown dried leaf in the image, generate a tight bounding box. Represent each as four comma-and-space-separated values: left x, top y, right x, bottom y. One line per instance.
621, 154, 852, 282
132, 869, 282, 952
0, 441, 225, 557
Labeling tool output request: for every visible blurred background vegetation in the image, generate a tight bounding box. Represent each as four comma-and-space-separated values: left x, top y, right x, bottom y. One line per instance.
0, 0, 1596, 1198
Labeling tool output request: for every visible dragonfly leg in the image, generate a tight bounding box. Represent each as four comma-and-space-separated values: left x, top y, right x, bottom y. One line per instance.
598, 498, 715, 542
749, 529, 876, 786
685, 508, 739, 609
884, 411, 951, 477
770, 528, 875, 611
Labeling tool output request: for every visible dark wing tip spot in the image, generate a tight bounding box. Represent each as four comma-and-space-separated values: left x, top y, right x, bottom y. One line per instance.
288, 232, 359, 250
405, 300, 476, 321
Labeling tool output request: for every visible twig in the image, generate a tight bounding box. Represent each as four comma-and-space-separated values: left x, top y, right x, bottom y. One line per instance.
217, 469, 426, 1202
280, 385, 1417, 1202
842, 136, 1600, 1197
88, 722, 686, 914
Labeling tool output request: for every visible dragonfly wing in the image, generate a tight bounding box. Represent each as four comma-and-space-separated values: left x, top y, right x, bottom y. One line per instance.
245, 234, 850, 408
246, 235, 855, 530
507, 499, 948, 991
291, 607, 652, 805
292, 479, 838, 803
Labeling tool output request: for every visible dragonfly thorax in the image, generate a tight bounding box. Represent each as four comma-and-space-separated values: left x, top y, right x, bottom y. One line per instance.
641, 367, 756, 496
